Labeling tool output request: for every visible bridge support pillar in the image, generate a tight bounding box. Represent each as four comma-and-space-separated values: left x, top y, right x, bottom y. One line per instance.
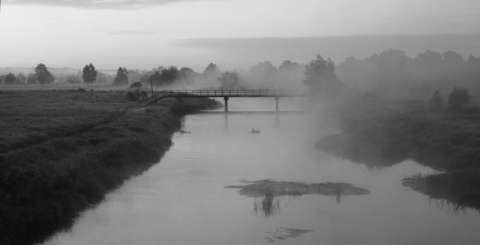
224, 97, 229, 112
275, 96, 279, 112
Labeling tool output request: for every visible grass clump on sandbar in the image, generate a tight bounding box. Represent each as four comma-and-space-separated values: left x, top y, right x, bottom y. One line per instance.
225, 179, 370, 197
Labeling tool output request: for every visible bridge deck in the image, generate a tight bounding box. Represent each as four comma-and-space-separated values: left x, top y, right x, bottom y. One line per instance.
145, 90, 312, 107
154, 90, 309, 98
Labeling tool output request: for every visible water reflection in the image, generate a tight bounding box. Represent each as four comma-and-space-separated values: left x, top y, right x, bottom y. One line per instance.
253, 191, 281, 217
403, 175, 480, 214
316, 134, 409, 169
335, 187, 342, 205
251, 187, 344, 217
226, 180, 369, 217
430, 198, 468, 215
320, 133, 480, 214
224, 112, 229, 130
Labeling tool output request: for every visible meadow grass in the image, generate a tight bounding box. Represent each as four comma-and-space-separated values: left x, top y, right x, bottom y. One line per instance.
0, 89, 220, 245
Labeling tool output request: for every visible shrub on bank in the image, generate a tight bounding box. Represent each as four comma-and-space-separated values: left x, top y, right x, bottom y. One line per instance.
317, 97, 480, 171
317, 95, 480, 210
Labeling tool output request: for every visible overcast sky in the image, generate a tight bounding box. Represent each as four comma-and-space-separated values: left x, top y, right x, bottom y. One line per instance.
1, 0, 480, 70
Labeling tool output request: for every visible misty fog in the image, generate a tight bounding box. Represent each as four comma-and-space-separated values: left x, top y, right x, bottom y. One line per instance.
3, 0, 480, 244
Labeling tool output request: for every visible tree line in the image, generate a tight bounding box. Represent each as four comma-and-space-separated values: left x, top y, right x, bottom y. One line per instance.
337, 49, 480, 93
0, 60, 305, 90
2, 49, 479, 96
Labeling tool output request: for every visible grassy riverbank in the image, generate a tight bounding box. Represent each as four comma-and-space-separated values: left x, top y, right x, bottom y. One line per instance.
0, 89, 221, 245
315, 94, 480, 210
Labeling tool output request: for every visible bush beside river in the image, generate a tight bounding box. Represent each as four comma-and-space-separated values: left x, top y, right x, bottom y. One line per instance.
0, 90, 221, 245
316, 95, 480, 210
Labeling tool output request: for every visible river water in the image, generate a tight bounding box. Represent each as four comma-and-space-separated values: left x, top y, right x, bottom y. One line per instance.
43, 98, 480, 245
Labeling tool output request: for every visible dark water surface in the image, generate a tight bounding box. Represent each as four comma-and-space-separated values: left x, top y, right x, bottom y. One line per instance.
42, 98, 480, 245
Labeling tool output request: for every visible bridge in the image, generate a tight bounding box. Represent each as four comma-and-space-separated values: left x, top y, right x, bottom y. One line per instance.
145, 90, 312, 112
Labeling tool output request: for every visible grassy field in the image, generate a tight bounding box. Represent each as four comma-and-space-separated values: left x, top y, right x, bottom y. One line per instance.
0, 88, 221, 245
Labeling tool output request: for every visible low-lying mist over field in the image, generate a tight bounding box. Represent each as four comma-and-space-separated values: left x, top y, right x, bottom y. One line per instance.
2, 47, 479, 101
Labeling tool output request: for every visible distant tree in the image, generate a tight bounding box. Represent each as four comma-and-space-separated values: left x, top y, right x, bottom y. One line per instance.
218, 71, 240, 89
66, 74, 81, 84
449, 87, 471, 110
16, 72, 26, 84
96, 72, 113, 84
150, 70, 162, 86
430, 90, 444, 109
179, 67, 194, 75
128, 69, 142, 84
203, 63, 221, 81
114, 67, 129, 85
203, 63, 220, 75
250, 61, 277, 80
179, 67, 198, 83
129, 82, 142, 88
4, 73, 16, 84
160, 66, 179, 84
34, 63, 55, 85
303, 55, 339, 92
412, 50, 444, 84
443, 50, 465, 66
82, 63, 97, 84
466, 55, 480, 66
276, 60, 305, 88
26, 73, 37, 84
279, 60, 301, 71
414, 50, 443, 65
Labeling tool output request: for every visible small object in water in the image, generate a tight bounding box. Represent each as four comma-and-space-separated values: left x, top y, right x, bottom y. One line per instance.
250, 128, 260, 134
179, 129, 191, 134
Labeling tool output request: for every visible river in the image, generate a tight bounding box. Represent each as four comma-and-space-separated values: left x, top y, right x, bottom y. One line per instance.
42, 98, 480, 245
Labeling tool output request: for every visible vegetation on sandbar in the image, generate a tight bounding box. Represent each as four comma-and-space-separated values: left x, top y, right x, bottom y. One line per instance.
226, 180, 370, 197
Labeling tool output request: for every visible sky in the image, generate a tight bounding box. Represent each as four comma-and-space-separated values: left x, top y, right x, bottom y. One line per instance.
1, 0, 480, 71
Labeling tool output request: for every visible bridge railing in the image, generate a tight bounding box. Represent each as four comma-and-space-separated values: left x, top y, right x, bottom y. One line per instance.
153, 89, 308, 97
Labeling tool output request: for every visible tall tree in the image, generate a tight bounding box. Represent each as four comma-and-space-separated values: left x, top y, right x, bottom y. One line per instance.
34, 63, 54, 85
303, 55, 339, 93
179, 67, 197, 83
160, 66, 179, 85
82, 63, 97, 84
114, 67, 129, 85
218, 71, 240, 89
150, 70, 162, 87
16, 72, 26, 84
4, 73, 16, 84
203, 63, 221, 81
449, 87, 471, 110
